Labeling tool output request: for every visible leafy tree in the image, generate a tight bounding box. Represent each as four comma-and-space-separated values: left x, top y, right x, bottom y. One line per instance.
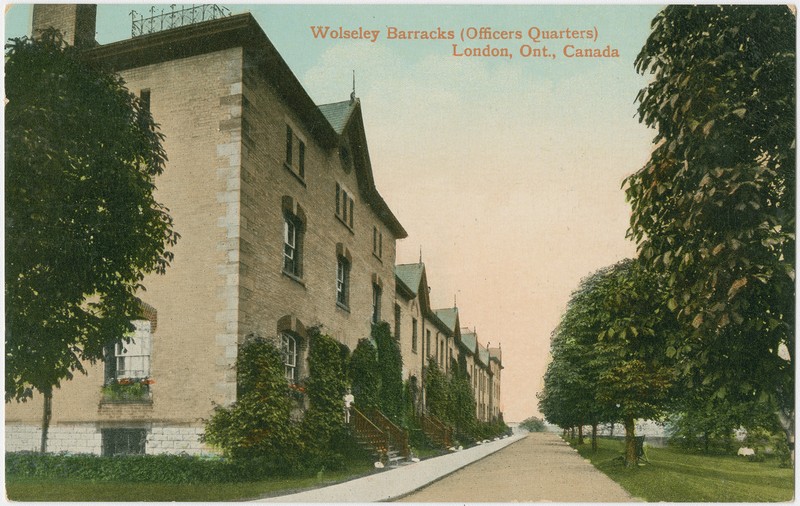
202, 336, 301, 463
625, 5, 795, 443
373, 322, 404, 421
5, 31, 178, 450
541, 260, 677, 464
520, 416, 546, 432
348, 338, 380, 412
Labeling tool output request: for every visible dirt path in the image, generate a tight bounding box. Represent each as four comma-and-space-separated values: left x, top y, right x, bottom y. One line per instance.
396, 432, 634, 502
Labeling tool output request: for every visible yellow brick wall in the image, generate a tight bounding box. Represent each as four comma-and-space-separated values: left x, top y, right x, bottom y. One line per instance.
6, 48, 244, 434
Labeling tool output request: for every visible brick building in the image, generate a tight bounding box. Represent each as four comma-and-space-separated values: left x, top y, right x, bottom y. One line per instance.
6, 4, 502, 455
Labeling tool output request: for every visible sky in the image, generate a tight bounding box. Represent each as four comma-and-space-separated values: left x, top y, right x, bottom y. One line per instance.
5, 2, 663, 423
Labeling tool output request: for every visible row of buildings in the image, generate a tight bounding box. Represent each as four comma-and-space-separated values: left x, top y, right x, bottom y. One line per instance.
6, 4, 503, 456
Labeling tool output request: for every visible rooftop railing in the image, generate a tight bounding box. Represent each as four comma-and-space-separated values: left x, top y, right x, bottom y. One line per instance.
130, 4, 232, 38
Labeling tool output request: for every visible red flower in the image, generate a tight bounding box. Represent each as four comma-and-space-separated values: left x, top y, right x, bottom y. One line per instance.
141, 378, 155, 385
118, 378, 133, 385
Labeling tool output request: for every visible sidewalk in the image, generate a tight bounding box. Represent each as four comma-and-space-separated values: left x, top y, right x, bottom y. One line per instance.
255, 433, 527, 502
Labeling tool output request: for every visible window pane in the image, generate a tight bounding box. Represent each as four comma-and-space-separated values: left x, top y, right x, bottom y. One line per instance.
285, 125, 293, 165
298, 141, 305, 178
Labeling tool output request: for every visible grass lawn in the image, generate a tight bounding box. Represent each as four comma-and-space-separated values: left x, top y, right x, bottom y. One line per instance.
6, 463, 374, 502
571, 437, 794, 502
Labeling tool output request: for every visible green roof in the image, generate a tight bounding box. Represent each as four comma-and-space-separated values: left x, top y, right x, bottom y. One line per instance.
459, 327, 477, 354
477, 345, 490, 367
489, 347, 502, 364
395, 263, 425, 296
318, 99, 358, 134
434, 308, 458, 331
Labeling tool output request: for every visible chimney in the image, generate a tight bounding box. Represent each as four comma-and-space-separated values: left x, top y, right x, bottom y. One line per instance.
32, 4, 97, 47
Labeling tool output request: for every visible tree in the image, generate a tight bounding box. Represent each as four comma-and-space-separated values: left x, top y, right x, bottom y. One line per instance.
520, 416, 546, 433
625, 5, 795, 445
5, 31, 178, 450
541, 260, 677, 464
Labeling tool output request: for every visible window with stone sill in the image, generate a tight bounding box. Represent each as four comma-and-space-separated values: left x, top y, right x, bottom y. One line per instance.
372, 226, 383, 259
282, 333, 299, 383
335, 182, 355, 230
285, 124, 305, 181
283, 212, 304, 279
336, 256, 351, 308
103, 318, 154, 402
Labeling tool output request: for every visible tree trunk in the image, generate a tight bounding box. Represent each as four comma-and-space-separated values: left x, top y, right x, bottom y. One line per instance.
703, 431, 709, 453
570, 426, 576, 439
624, 415, 637, 467
592, 423, 598, 452
578, 424, 584, 444
777, 408, 795, 466
609, 422, 614, 437
40, 388, 53, 454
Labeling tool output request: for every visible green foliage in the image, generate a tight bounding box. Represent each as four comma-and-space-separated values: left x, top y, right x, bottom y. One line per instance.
373, 322, 404, 421
5, 452, 288, 483
202, 336, 301, 463
423, 358, 449, 420
577, 437, 794, 502
520, 416, 546, 432
302, 331, 348, 454
448, 366, 478, 442
625, 5, 794, 418
100, 381, 150, 402
5, 30, 178, 401
540, 260, 677, 463
348, 338, 380, 411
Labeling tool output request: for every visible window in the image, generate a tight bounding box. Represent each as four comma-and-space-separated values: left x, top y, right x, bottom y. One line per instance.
372, 283, 382, 324
335, 183, 355, 230
282, 333, 298, 383
394, 304, 401, 339
113, 320, 152, 380
102, 428, 146, 456
285, 125, 305, 179
426, 329, 431, 356
412, 318, 418, 353
372, 226, 383, 259
283, 212, 303, 278
336, 256, 350, 307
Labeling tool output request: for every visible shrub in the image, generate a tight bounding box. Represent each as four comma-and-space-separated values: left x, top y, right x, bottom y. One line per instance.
349, 338, 381, 411
5, 452, 290, 483
373, 322, 404, 421
302, 330, 348, 456
201, 335, 302, 465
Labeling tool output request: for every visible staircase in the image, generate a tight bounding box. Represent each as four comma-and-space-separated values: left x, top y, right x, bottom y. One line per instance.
350, 406, 410, 467
420, 412, 453, 448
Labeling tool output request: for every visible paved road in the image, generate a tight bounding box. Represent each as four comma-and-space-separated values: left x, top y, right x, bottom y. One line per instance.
396, 432, 634, 502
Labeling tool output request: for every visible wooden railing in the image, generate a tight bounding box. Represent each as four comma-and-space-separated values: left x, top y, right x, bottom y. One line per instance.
369, 409, 410, 457
351, 406, 388, 456
421, 412, 453, 448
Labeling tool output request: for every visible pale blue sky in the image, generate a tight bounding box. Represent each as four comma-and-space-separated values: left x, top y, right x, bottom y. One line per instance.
5, 3, 664, 421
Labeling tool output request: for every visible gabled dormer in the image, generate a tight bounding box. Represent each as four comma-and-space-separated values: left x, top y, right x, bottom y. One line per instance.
318, 97, 406, 240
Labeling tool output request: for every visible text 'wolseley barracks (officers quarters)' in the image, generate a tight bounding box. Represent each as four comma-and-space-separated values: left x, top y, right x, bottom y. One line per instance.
308, 25, 620, 60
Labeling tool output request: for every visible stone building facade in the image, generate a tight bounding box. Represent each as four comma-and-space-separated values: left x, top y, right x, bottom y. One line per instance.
6, 4, 502, 456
